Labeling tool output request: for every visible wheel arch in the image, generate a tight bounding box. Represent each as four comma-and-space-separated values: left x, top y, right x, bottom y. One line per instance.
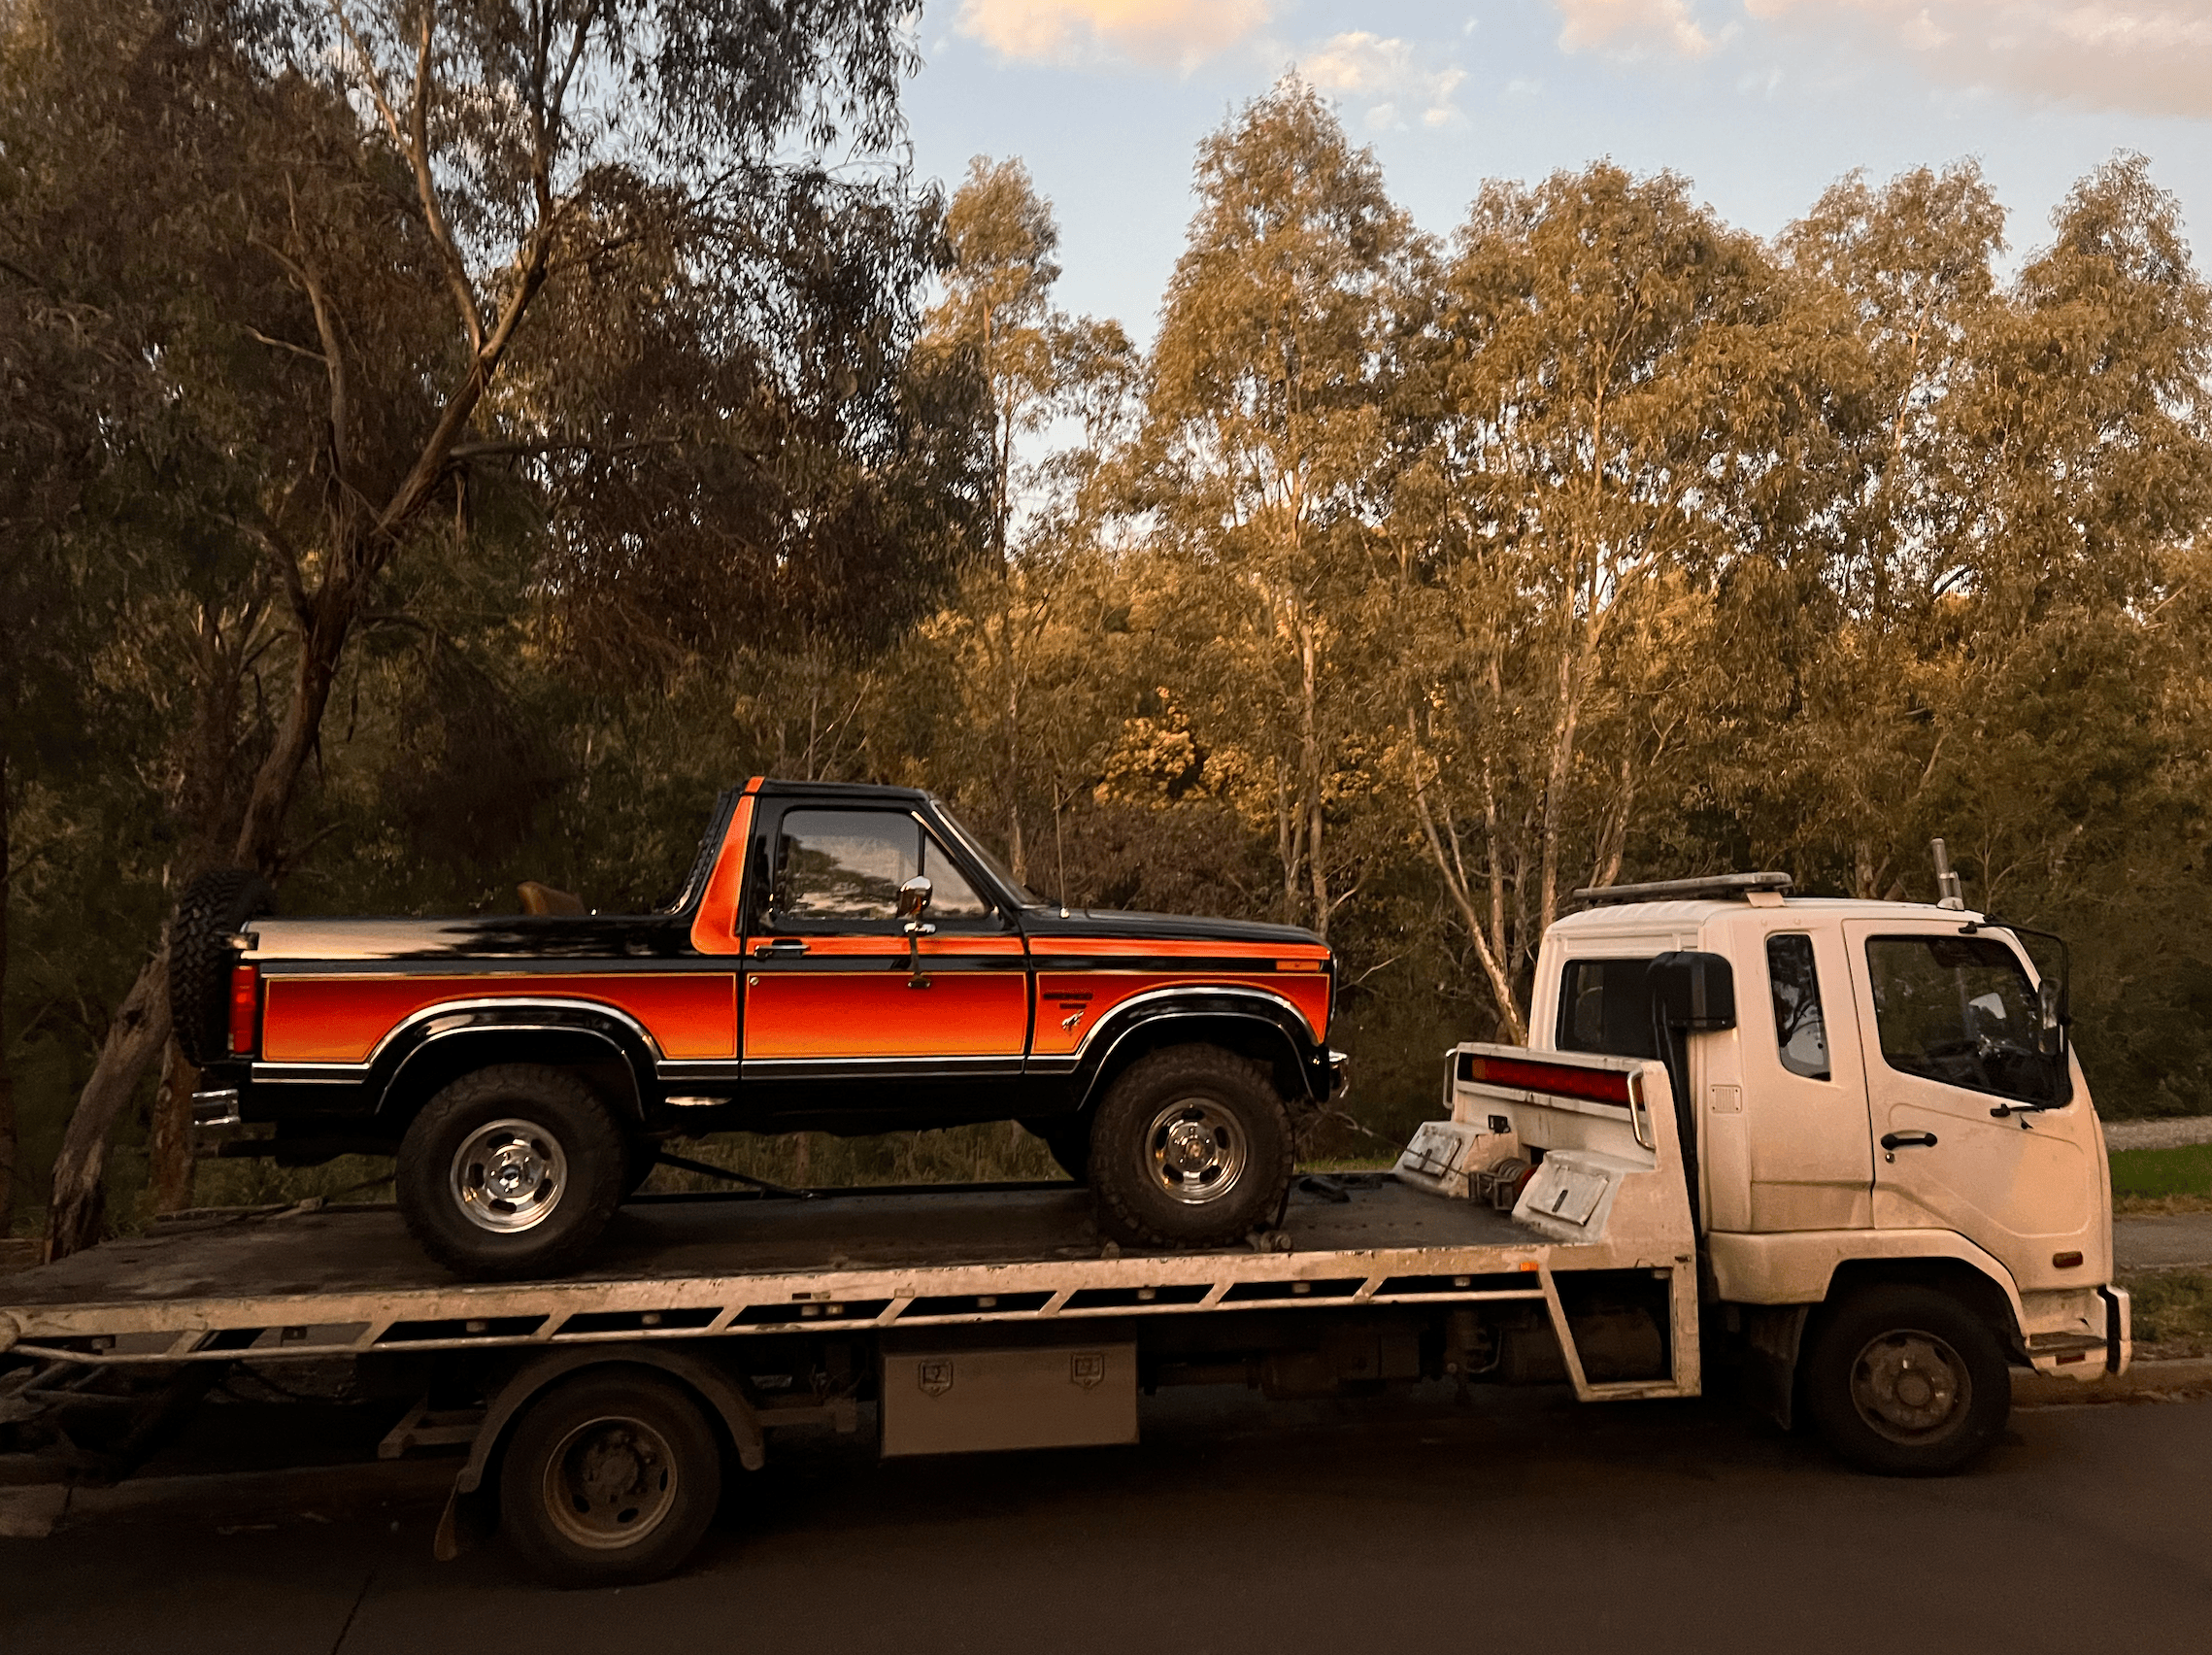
1074, 993, 1321, 1119
1817, 1255, 2025, 1361
437, 1344, 763, 1562
373, 1007, 654, 1130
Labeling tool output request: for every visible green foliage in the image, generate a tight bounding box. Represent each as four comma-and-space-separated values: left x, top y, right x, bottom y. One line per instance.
2122, 1269, 2212, 1355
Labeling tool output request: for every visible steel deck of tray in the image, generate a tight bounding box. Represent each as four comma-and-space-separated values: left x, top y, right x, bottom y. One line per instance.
0, 1179, 1589, 1367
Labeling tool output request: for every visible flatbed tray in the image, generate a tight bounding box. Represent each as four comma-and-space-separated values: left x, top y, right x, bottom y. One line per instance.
0, 1178, 1560, 1366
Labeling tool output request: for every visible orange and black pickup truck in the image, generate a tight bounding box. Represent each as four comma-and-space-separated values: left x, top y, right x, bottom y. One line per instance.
170, 779, 1343, 1279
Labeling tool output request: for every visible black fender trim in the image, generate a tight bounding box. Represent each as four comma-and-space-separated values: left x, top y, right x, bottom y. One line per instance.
1061, 987, 1326, 1116
371, 1000, 662, 1123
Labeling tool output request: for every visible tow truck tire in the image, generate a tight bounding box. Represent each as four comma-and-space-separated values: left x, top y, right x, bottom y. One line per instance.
167, 868, 277, 1067
396, 1065, 627, 1280
1089, 1044, 1293, 1248
498, 1368, 722, 1588
1803, 1285, 2011, 1475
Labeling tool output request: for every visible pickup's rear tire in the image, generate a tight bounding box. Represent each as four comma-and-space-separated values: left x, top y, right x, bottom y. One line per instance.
1088, 1044, 1293, 1249
498, 1368, 722, 1588
396, 1065, 626, 1280
167, 869, 277, 1067
1803, 1285, 2010, 1475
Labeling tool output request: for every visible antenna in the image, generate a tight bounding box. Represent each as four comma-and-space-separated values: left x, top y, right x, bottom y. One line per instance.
1930, 838, 1965, 910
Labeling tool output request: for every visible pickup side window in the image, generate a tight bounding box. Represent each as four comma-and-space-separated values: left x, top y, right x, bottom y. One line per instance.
1863, 935, 2066, 1105
1765, 934, 1831, 1080
1557, 958, 1659, 1059
770, 810, 989, 926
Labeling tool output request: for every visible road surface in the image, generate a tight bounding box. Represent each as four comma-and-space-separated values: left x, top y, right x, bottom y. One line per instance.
2, 1383, 2206, 1654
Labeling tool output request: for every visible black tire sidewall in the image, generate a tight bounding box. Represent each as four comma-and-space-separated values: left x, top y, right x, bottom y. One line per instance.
396, 1065, 626, 1280
167, 869, 277, 1067
1089, 1045, 1292, 1247
1803, 1284, 2011, 1475
498, 1368, 723, 1588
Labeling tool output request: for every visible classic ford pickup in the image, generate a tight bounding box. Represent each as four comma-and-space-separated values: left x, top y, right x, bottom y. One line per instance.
171, 779, 1343, 1278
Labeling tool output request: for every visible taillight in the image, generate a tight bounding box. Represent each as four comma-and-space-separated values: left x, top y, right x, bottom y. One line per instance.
228, 963, 260, 1055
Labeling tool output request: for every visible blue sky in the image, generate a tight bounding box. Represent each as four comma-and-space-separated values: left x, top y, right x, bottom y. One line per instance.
899, 0, 2212, 341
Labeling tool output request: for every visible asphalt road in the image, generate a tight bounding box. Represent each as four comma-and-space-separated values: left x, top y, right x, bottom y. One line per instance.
3, 1385, 2207, 1655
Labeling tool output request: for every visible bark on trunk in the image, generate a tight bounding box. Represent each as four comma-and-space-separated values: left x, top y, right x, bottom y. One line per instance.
148, 1038, 199, 1216
44, 950, 171, 1262
0, 744, 14, 1232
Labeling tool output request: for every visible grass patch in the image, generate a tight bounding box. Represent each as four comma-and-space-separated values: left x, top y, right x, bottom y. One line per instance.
2121, 1268, 2212, 1359
2109, 1143, 2212, 1215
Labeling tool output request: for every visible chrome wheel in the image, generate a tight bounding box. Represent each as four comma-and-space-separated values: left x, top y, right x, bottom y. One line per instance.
1848, 1329, 1972, 1443
449, 1117, 567, 1234
1145, 1098, 1248, 1206
540, 1415, 680, 1551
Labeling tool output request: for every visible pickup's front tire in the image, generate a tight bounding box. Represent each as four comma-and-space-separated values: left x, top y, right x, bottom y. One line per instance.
1088, 1044, 1293, 1249
396, 1065, 626, 1280
1803, 1285, 2010, 1475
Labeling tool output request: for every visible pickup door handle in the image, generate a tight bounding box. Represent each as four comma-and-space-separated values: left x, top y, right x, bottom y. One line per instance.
1880, 1131, 1938, 1150
752, 939, 808, 958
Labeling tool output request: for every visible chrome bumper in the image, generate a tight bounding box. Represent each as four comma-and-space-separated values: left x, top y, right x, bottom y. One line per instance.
187, 1088, 263, 1155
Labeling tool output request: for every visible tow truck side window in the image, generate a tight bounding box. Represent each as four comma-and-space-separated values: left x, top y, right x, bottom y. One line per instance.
1765, 934, 1831, 1080
1558, 958, 1659, 1059
1864, 935, 2066, 1106
771, 811, 989, 926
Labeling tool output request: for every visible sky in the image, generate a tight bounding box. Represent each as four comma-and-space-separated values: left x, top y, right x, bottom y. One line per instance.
897, 0, 2212, 342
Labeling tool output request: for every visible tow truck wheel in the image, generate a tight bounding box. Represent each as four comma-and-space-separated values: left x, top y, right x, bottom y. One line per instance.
1803, 1285, 2010, 1475
498, 1368, 722, 1588
1089, 1044, 1293, 1249
396, 1065, 627, 1280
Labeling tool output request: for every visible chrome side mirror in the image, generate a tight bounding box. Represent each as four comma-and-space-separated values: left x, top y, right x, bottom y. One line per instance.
897, 876, 933, 925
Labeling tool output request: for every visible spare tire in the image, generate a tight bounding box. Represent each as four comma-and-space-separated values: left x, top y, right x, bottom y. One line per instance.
168, 868, 277, 1066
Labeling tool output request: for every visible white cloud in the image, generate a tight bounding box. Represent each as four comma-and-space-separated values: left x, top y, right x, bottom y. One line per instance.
1748, 0, 2212, 116
1554, 0, 1718, 55
955, 0, 1273, 69
1300, 31, 1470, 127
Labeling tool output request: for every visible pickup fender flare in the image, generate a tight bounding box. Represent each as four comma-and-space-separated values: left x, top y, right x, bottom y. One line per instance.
370, 1000, 660, 1122
1067, 986, 1326, 1113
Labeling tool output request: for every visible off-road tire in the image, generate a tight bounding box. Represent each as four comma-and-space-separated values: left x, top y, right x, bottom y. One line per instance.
498, 1367, 722, 1588
1088, 1044, 1293, 1249
621, 1134, 662, 1199
1803, 1284, 2011, 1475
167, 869, 278, 1067
396, 1065, 626, 1280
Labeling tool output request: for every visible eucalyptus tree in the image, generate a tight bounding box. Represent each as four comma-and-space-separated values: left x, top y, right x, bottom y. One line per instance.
1136, 79, 1419, 939
25, 0, 931, 1257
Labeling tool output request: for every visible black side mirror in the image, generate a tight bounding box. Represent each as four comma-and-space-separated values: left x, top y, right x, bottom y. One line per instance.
1648, 951, 1737, 1032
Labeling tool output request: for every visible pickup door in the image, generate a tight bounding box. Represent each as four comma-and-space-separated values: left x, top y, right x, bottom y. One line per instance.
738, 802, 1030, 1092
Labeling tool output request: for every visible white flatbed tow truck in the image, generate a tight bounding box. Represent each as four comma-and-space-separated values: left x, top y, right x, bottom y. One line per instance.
0, 873, 2130, 1586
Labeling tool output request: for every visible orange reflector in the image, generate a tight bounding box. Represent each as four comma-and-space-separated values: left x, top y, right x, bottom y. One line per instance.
2052, 1251, 2084, 1269
1519, 1261, 1540, 1272
228, 963, 259, 1055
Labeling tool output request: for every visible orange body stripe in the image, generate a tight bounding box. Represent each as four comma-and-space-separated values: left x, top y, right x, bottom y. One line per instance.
1034, 971, 1329, 1055
263, 972, 738, 1063
688, 794, 754, 957
1026, 937, 1328, 962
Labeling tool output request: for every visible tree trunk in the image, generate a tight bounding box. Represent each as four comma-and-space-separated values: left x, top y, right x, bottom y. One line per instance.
147, 1037, 199, 1216
1299, 616, 1327, 942
44, 950, 170, 1262
0, 744, 14, 1233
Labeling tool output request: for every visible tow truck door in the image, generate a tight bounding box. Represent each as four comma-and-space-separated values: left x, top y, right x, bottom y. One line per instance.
1839, 919, 2095, 1284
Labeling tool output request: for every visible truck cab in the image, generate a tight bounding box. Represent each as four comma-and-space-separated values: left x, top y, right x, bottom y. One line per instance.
1523, 873, 2127, 1451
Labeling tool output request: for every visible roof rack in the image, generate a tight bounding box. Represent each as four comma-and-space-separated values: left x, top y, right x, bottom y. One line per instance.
1569, 871, 1794, 907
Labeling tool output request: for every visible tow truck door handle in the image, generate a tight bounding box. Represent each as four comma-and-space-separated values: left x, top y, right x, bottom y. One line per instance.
753, 938, 808, 958
1880, 1130, 1938, 1162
